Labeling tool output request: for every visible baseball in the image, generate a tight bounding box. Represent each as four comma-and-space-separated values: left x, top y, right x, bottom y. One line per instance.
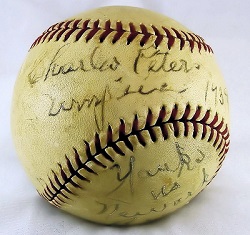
11, 6, 230, 225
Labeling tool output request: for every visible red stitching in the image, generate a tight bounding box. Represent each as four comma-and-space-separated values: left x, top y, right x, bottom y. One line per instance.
30, 19, 213, 53
40, 105, 229, 207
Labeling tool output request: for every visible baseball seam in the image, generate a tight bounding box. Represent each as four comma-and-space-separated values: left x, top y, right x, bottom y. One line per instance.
39, 104, 229, 207
30, 19, 213, 53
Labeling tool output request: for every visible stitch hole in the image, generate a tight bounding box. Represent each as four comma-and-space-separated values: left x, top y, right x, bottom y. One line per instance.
200, 110, 210, 123
75, 19, 90, 41
140, 40, 145, 47
92, 158, 107, 168
58, 163, 67, 181
201, 124, 207, 139
132, 114, 139, 133
173, 121, 179, 137
107, 125, 113, 145
213, 132, 220, 147
139, 24, 151, 47
192, 122, 198, 138
55, 197, 66, 204
41, 191, 50, 201
181, 31, 194, 52
112, 21, 125, 44
192, 106, 201, 120
136, 132, 146, 146
209, 113, 218, 127
119, 119, 126, 138
160, 124, 168, 140
86, 20, 100, 42
84, 140, 92, 160
52, 170, 63, 187
99, 20, 113, 43
73, 147, 82, 167
208, 128, 214, 142
184, 122, 189, 137
49, 178, 59, 192
94, 132, 102, 153
156, 106, 166, 124
101, 150, 115, 162
146, 108, 153, 127
216, 139, 223, 151
117, 119, 133, 152
111, 143, 125, 156
170, 104, 178, 121
148, 128, 157, 142
151, 25, 164, 47
44, 186, 53, 198
216, 120, 224, 132
172, 28, 185, 50
182, 104, 191, 120
162, 27, 175, 50
127, 22, 139, 45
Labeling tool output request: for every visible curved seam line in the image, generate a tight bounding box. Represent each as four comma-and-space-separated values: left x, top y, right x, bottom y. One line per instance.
41, 117, 229, 206
30, 19, 213, 53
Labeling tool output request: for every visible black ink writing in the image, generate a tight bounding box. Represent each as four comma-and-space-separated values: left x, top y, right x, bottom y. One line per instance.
175, 142, 193, 177
202, 168, 210, 185
134, 46, 200, 77
96, 200, 167, 224
138, 162, 178, 178
116, 82, 183, 100
45, 46, 120, 80
97, 201, 120, 215
47, 85, 112, 131
46, 81, 186, 131
151, 182, 180, 200
107, 156, 135, 195
138, 146, 206, 179
174, 198, 182, 206
195, 149, 206, 163
29, 45, 121, 85
205, 81, 228, 106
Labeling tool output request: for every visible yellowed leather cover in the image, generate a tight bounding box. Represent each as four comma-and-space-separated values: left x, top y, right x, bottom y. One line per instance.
11, 6, 229, 225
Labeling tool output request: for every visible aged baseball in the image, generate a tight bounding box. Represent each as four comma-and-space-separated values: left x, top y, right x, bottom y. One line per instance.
11, 6, 230, 225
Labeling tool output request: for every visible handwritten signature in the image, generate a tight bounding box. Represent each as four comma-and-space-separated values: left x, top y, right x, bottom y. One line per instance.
28, 44, 200, 86
96, 200, 167, 224
151, 182, 180, 200
107, 156, 135, 196
138, 143, 207, 179
47, 82, 187, 131
28, 45, 121, 85
134, 45, 200, 78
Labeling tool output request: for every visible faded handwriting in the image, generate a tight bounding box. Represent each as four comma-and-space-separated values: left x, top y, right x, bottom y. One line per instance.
138, 145, 207, 179
134, 45, 200, 77
205, 81, 229, 106
97, 201, 120, 215
29, 44, 201, 86
195, 149, 206, 163
107, 156, 135, 195
175, 142, 193, 177
46, 82, 187, 131
138, 162, 178, 178
202, 168, 210, 185
117, 82, 187, 100
44, 46, 121, 80
118, 203, 167, 218
29, 45, 121, 85
174, 198, 182, 206
28, 51, 49, 86
96, 201, 167, 223
46, 85, 112, 131
174, 191, 193, 206
151, 182, 180, 200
